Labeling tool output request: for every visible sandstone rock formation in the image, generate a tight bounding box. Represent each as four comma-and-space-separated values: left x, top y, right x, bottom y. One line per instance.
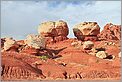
73, 22, 100, 41
1, 54, 45, 80
1, 38, 121, 80
83, 41, 94, 50
38, 21, 56, 37
98, 23, 121, 40
1, 21, 121, 80
24, 34, 46, 49
38, 20, 69, 43
3, 37, 18, 51
55, 20, 69, 36
3, 37, 15, 50
96, 51, 108, 59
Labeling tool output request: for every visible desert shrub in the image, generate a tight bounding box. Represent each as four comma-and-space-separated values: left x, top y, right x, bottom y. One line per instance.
38, 55, 49, 60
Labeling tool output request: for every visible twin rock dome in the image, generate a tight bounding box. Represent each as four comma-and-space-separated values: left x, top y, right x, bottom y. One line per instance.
20, 20, 121, 50
37, 20, 100, 43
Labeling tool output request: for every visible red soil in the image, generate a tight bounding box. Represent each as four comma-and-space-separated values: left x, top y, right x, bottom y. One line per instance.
1, 38, 121, 80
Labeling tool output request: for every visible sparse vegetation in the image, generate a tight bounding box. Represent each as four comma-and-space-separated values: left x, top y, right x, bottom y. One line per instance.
38, 55, 49, 60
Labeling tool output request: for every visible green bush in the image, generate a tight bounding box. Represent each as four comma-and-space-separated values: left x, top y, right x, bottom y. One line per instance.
38, 55, 49, 60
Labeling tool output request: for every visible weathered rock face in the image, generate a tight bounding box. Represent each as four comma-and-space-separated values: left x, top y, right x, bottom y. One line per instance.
98, 23, 121, 40
55, 20, 69, 36
24, 34, 46, 49
18, 34, 47, 55
38, 20, 69, 43
73, 22, 100, 41
1, 53, 45, 80
3, 38, 15, 50
38, 21, 56, 37
83, 41, 94, 50
3, 37, 19, 51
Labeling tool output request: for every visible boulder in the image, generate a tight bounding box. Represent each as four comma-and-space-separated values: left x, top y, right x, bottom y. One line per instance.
83, 41, 94, 50
98, 23, 121, 40
38, 20, 69, 43
89, 47, 106, 56
55, 20, 69, 36
38, 21, 56, 37
24, 34, 46, 49
38, 20, 68, 37
96, 51, 108, 59
3, 37, 16, 51
73, 22, 100, 40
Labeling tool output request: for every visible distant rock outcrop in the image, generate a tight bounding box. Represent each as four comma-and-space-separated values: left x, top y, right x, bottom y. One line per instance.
3, 37, 15, 51
73, 22, 100, 41
24, 34, 46, 49
38, 20, 69, 43
98, 23, 121, 40
3, 37, 19, 52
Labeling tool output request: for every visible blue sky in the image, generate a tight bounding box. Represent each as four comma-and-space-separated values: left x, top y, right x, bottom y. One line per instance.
1, 0, 121, 40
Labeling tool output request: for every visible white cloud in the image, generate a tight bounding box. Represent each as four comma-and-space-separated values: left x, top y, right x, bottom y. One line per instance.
1, 1, 121, 40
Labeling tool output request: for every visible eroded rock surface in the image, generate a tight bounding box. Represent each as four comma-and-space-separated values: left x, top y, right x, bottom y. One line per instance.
38, 20, 69, 43
73, 22, 100, 41
24, 34, 46, 49
98, 23, 121, 40
2, 37, 20, 52
1, 54, 45, 80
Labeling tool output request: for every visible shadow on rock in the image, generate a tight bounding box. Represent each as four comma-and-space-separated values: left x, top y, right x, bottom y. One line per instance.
38, 47, 67, 59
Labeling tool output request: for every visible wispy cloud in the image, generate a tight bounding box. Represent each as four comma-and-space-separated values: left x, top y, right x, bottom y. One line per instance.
1, 1, 121, 40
